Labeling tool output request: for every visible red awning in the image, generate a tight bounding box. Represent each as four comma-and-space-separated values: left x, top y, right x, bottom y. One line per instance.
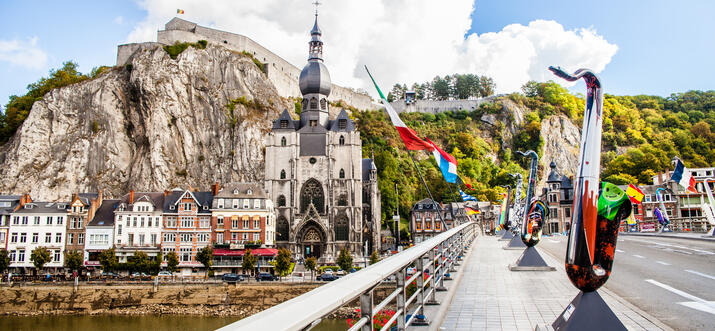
213, 248, 278, 257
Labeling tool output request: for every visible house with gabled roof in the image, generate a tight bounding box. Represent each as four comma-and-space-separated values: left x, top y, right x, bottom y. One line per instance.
162, 188, 213, 274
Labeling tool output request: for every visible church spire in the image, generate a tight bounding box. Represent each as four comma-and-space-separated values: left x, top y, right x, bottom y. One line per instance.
309, 1, 323, 61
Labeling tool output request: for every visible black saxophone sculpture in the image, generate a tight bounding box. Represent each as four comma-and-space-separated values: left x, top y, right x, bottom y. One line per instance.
516, 150, 549, 247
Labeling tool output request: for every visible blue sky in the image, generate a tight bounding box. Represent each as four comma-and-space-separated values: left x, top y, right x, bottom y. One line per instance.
1, 0, 713, 109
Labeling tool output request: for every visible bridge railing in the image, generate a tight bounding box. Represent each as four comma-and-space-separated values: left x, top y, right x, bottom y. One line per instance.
217, 222, 478, 331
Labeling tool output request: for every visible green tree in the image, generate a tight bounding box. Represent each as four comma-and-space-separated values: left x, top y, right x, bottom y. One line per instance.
274, 248, 292, 279
196, 246, 214, 278
0, 249, 10, 274
63, 249, 83, 273
369, 251, 380, 265
99, 248, 118, 273
305, 256, 317, 281
336, 247, 353, 272
30, 247, 51, 275
242, 249, 257, 277
166, 251, 179, 273
129, 251, 150, 274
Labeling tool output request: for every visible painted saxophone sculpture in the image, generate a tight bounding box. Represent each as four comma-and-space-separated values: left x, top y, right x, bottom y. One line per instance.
510, 173, 523, 232
516, 150, 549, 247
500, 185, 512, 231
654, 188, 671, 232
550, 66, 632, 292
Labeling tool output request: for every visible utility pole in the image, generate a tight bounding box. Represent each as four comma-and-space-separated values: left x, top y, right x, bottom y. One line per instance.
394, 183, 400, 250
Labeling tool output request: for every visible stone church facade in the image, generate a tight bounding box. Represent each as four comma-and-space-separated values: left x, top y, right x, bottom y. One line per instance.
264, 14, 380, 264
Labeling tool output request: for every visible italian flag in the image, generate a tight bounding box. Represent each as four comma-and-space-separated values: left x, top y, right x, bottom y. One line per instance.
365, 66, 433, 151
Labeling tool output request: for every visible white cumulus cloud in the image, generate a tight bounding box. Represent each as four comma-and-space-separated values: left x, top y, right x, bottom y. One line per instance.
127, 0, 617, 95
0, 37, 48, 70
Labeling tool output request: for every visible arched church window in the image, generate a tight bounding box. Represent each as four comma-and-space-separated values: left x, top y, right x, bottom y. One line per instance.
277, 195, 286, 207
302, 99, 308, 110
339, 135, 345, 145
281, 137, 287, 146
300, 179, 324, 213
339, 168, 345, 179
280, 170, 286, 179
320, 98, 327, 110
335, 215, 349, 241
310, 97, 318, 109
276, 216, 289, 241
337, 194, 348, 206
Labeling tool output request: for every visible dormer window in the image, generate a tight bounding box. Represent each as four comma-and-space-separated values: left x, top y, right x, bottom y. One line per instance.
320, 98, 327, 110
203, 205, 208, 210
170, 205, 175, 210
338, 119, 347, 130
309, 120, 318, 127
233, 189, 239, 195
247, 189, 252, 195
280, 120, 288, 128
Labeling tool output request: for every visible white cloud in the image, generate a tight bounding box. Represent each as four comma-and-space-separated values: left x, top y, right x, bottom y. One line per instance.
0, 37, 48, 70
114, 16, 124, 25
127, 0, 617, 95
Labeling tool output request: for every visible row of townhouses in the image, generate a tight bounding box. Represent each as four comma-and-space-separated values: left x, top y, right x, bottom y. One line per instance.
0, 182, 277, 275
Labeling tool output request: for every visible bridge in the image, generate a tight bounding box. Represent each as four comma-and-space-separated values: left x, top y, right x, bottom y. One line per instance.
217, 223, 713, 331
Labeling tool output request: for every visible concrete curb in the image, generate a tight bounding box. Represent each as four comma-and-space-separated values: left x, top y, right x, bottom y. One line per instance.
427, 234, 480, 331
620, 232, 715, 243
539, 247, 674, 331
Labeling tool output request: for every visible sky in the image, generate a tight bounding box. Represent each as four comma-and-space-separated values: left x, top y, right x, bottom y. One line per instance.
1, 0, 714, 109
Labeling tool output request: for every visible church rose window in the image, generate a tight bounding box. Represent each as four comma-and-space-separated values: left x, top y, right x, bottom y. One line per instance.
300, 179, 324, 213
278, 195, 286, 207
277, 216, 289, 241
335, 215, 348, 241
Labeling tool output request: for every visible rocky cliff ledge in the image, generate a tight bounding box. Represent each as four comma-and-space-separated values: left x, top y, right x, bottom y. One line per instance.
0, 44, 288, 200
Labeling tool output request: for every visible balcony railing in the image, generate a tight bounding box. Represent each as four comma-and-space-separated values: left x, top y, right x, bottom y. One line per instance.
217, 222, 477, 331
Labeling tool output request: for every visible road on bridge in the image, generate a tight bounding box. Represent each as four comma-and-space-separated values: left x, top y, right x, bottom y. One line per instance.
539, 234, 715, 331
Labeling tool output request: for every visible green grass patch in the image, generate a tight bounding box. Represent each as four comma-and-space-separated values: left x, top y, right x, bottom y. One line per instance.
163, 40, 208, 59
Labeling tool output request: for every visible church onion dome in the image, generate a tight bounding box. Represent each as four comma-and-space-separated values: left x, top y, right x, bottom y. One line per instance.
299, 61, 332, 96
547, 160, 561, 182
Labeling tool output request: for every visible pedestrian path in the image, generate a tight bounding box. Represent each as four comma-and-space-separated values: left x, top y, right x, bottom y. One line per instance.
439, 235, 669, 331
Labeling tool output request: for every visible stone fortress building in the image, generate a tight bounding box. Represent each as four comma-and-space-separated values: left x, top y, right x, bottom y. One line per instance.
264, 13, 381, 264
116, 17, 374, 111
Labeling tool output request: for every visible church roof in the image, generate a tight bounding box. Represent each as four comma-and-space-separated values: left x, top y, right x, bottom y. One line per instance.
328, 109, 356, 132
560, 175, 573, 189
299, 61, 332, 96
362, 158, 376, 181
272, 109, 298, 130
310, 15, 321, 36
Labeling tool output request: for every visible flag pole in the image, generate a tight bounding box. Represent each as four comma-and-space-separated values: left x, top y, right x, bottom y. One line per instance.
407, 150, 448, 230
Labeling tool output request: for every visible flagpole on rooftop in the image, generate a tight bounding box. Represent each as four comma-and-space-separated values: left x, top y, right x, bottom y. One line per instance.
407, 150, 448, 230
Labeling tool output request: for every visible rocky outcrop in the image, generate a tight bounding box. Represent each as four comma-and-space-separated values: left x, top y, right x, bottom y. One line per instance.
539, 115, 581, 187
0, 44, 288, 200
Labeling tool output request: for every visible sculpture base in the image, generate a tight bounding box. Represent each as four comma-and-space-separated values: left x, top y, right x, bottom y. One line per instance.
503, 235, 527, 250
509, 246, 556, 271
551, 291, 626, 331
499, 231, 515, 241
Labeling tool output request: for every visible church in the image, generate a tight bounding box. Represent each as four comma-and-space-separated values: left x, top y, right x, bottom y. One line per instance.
264, 13, 381, 264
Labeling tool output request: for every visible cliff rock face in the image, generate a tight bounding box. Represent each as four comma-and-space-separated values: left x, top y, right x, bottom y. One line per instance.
0, 44, 287, 200
539, 115, 581, 187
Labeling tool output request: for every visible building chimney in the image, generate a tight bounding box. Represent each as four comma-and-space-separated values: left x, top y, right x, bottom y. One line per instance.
129, 190, 135, 204
17, 193, 32, 210
164, 190, 170, 197
212, 181, 220, 195
98, 189, 103, 205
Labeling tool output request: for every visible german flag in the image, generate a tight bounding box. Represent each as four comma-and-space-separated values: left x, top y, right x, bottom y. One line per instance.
177, 9, 185, 14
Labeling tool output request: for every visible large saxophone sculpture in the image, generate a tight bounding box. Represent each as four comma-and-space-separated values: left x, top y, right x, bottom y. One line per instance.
550, 66, 632, 292
654, 188, 671, 233
509, 173, 524, 232
498, 185, 512, 231
516, 150, 549, 247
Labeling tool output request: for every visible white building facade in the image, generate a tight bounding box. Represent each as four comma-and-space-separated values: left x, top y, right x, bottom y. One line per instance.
7, 202, 68, 273
113, 192, 165, 263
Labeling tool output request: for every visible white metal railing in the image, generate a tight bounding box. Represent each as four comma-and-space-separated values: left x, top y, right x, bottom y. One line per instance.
217, 222, 477, 331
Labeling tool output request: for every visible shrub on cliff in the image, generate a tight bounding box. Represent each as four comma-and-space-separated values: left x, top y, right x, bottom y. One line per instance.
163, 40, 208, 59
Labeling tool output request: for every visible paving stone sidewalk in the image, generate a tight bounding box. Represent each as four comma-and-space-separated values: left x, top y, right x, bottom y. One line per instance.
438, 235, 669, 331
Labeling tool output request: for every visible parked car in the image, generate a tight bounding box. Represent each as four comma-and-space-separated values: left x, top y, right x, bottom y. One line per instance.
317, 273, 339, 281
131, 272, 149, 278
255, 273, 276, 281
336, 269, 346, 276
323, 269, 334, 275
101, 272, 120, 279
222, 273, 245, 282
157, 271, 173, 277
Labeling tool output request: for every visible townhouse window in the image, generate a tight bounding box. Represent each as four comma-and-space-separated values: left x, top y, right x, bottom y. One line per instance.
68, 233, 74, 244
232, 220, 239, 229
163, 233, 176, 242
156, 217, 161, 226
17, 250, 25, 262
45, 233, 51, 243
9, 250, 16, 262
426, 221, 431, 230
0, 233, 4, 244
243, 220, 249, 228
20, 233, 27, 243
147, 218, 152, 227
253, 233, 260, 241
133, 217, 137, 227
183, 203, 192, 211
181, 217, 193, 228
198, 233, 209, 242
217, 216, 224, 227
254, 199, 260, 209
180, 248, 191, 262
47, 216, 53, 225
12, 216, 19, 225
126, 218, 130, 227
53, 250, 60, 262
22, 216, 28, 225
141, 217, 145, 227
253, 220, 260, 229
565, 208, 571, 218
34, 216, 40, 225
200, 219, 210, 228
232, 199, 239, 208
231, 233, 238, 242
128, 233, 133, 245
11, 233, 17, 243
217, 233, 224, 243
181, 233, 192, 242
243, 199, 249, 209
162, 248, 172, 261
242, 233, 248, 241
217, 199, 224, 209
139, 234, 145, 246
118, 224, 123, 235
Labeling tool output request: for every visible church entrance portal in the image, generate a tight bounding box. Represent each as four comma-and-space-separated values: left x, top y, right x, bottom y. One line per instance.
298, 222, 325, 260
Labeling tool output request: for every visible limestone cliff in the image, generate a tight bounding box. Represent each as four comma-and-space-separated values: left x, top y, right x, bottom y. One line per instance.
0, 44, 287, 200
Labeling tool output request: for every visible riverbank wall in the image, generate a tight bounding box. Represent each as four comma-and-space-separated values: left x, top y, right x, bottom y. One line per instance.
0, 283, 392, 318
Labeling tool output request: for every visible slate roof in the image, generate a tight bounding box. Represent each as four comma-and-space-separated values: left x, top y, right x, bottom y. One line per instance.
328, 109, 356, 132
15, 202, 69, 214
272, 109, 298, 130
119, 192, 165, 209
412, 198, 438, 211
547, 161, 561, 182
0, 195, 20, 215
163, 190, 213, 213
362, 158, 376, 181
213, 183, 266, 199
88, 199, 120, 227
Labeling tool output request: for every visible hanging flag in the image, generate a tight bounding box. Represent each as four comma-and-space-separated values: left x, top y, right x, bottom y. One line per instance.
465, 207, 480, 215
459, 188, 477, 202
457, 176, 472, 190
365, 67, 433, 151
625, 184, 644, 204
671, 159, 697, 193
425, 138, 458, 183
177, 9, 185, 14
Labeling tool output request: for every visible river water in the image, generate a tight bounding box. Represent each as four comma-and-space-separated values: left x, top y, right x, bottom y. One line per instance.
0, 315, 347, 331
